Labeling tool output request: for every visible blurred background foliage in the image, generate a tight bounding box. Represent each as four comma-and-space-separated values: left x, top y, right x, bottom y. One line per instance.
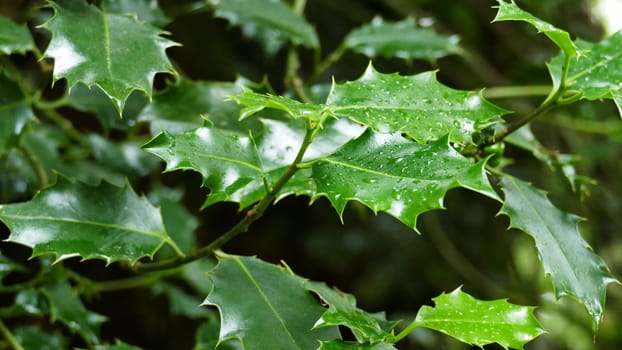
1, 0, 621, 349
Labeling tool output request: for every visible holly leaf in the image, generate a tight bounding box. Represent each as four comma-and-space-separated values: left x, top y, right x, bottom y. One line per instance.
415, 287, 545, 349
499, 176, 618, 332
202, 254, 340, 349
65, 84, 147, 131
102, 0, 170, 27
41, 282, 107, 344
231, 88, 329, 123
493, 0, 581, 58
311, 131, 498, 229
0, 178, 178, 264
0, 72, 36, 156
209, 0, 319, 55
138, 78, 261, 134
327, 65, 506, 143
548, 32, 622, 116
319, 341, 397, 350
344, 17, 462, 62
0, 16, 35, 54
40, 0, 177, 114
13, 326, 68, 350
306, 281, 398, 344
143, 117, 364, 209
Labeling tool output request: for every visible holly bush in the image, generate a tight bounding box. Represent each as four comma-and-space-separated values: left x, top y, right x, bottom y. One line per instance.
0, 0, 620, 349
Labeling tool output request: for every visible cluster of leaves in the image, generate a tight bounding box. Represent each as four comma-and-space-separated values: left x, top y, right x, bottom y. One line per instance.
0, 0, 619, 349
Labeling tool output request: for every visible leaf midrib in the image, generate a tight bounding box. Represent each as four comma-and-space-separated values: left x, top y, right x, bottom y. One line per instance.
323, 158, 456, 182
3, 214, 165, 240
102, 10, 112, 75
569, 50, 622, 83
505, 177, 581, 287
234, 257, 302, 349
183, 151, 263, 173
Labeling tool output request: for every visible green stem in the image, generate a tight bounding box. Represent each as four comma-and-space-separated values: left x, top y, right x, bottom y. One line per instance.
540, 114, 622, 136
390, 319, 423, 343
311, 43, 347, 82
136, 120, 320, 272
19, 142, 49, 188
488, 97, 557, 144
0, 319, 24, 350
34, 97, 69, 110
483, 53, 576, 147
482, 85, 552, 99
38, 107, 89, 147
286, 46, 314, 103
92, 269, 180, 293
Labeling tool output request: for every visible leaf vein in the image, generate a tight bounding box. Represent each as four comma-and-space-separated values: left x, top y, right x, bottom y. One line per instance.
234, 257, 302, 349
3, 214, 165, 240
507, 177, 581, 286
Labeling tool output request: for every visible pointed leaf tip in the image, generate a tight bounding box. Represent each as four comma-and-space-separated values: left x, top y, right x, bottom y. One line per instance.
499, 176, 617, 332
493, 0, 580, 58
415, 287, 545, 349
312, 131, 498, 230
41, 0, 178, 114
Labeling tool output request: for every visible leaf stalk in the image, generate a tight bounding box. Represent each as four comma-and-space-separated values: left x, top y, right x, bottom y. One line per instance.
389, 319, 423, 343
0, 319, 24, 350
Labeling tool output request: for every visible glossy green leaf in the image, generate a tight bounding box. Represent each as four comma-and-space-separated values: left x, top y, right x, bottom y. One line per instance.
327, 65, 506, 143
415, 287, 545, 349
65, 84, 147, 130
0, 72, 36, 156
13, 326, 68, 350
138, 78, 261, 134
42, 282, 107, 344
548, 32, 622, 116
143, 117, 364, 209
499, 176, 618, 332
87, 134, 160, 178
231, 88, 329, 123
312, 131, 498, 229
493, 0, 580, 58
344, 17, 462, 62
40, 0, 177, 114
202, 254, 340, 349
209, 0, 319, 55
0, 178, 177, 264
306, 281, 397, 343
102, 0, 170, 27
0, 16, 35, 54
319, 341, 397, 350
